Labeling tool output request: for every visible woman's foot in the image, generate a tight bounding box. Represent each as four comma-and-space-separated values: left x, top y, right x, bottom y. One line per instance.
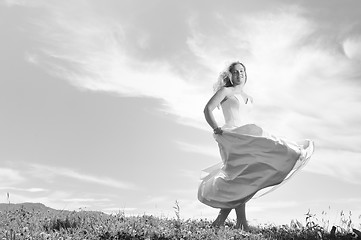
235, 221, 250, 231
212, 208, 232, 227
242, 224, 250, 232
235, 203, 249, 231
211, 218, 221, 228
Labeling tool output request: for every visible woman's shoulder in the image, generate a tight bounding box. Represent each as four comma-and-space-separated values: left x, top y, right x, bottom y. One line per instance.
218, 86, 233, 95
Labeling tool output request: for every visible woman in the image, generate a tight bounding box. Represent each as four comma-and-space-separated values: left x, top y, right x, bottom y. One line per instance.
198, 61, 314, 231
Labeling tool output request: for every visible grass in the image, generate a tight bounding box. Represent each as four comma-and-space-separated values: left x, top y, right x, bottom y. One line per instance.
1, 202, 361, 240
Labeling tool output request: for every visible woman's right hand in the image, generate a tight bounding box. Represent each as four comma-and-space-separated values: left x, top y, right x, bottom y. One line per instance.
213, 127, 223, 135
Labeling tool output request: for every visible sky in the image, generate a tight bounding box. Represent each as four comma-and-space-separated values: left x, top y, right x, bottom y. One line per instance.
1, 0, 361, 227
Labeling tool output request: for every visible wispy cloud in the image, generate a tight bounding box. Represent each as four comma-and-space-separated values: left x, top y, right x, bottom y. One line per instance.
28, 163, 137, 190
177, 169, 202, 184
248, 200, 299, 213
304, 149, 361, 185
343, 36, 361, 61
175, 141, 219, 158
2, 0, 42, 7
143, 195, 170, 205
62, 198, 110, 202
0, 168, 25, 185
8, 0, 208, 130
0, 186, 47, 192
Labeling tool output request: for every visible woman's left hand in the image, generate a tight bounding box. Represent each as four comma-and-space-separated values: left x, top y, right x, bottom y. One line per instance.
213, 127, 223, 135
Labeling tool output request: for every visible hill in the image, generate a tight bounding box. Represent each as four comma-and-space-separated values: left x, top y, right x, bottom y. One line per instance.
0, 202, 57, 212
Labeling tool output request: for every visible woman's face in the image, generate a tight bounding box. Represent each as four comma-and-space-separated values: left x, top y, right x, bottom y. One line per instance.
230, 63, 246, 86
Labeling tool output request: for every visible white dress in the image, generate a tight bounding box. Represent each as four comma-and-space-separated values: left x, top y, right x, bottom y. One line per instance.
198, 93, 314, 209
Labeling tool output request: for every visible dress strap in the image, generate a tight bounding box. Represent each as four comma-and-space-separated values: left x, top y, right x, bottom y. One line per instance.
234, 93, 248, 104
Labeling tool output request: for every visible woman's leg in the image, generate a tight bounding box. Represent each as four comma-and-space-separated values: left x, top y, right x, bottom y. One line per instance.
235, 203, 249, 231
212, 208, 232, 227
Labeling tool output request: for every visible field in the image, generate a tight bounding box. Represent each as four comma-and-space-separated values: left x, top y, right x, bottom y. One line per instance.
1, 203, 361, 240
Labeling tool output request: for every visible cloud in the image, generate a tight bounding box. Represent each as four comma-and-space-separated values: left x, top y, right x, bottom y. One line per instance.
0, 168, 25, 185
304, 149, 361, 185
13, 1, 212, 130
343, 36, 361, 61
143, 195, 170, 205
175, 141, 219, 158
0, 187, 47, 192
248, 200, 299, 213
62, 198, 110, 202
2, 0, 43, 7
28, 163, 137, 190
177, 169, 202, 184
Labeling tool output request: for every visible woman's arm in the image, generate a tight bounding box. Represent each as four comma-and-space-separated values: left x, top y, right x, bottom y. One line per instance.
203, 87, 229, 133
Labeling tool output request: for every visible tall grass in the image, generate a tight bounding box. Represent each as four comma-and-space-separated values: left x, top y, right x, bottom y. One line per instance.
1, 202, 361, 240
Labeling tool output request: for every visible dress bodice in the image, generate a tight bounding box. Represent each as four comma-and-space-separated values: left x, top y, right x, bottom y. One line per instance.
221, 93, 252, 129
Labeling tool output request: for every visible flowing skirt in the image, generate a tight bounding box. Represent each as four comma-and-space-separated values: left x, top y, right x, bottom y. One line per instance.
198, 124, 314, 209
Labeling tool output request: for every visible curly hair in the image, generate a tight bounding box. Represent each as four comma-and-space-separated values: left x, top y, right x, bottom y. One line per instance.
213, 61, 247, 92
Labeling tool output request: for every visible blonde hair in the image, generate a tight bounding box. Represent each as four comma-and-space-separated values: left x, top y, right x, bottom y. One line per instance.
213, 61, 247, 93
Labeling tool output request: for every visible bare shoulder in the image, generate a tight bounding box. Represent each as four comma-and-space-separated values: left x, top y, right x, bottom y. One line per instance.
214, 87, 233, 105
217, 86, 233, 97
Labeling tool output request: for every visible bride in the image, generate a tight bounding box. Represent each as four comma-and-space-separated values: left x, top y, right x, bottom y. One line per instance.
198, 61, 314, 231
